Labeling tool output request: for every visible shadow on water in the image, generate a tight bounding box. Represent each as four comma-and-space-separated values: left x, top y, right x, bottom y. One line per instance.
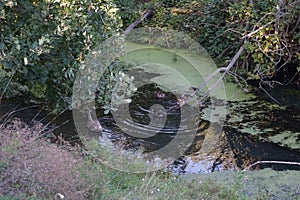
267, 86, 300, 111
0, 99, 80, 143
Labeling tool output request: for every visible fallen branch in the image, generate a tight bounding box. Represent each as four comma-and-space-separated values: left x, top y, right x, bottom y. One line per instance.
243, 160, 300, 171
199, 44, 245, 101
172, 43, 246, 109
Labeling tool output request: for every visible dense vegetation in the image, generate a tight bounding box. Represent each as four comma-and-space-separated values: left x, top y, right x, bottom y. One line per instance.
1, 0, 299, 111
0, 0, 123, 111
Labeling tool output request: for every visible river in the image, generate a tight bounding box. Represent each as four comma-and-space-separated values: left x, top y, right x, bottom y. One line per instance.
0, 42, 299, 174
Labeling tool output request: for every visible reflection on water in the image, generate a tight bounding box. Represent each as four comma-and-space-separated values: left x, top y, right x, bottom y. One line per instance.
1, 85, 300, 174
100, 83, 300, 173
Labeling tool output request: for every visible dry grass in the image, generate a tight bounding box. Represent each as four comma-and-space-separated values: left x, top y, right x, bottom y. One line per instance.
0, 118, 87, 199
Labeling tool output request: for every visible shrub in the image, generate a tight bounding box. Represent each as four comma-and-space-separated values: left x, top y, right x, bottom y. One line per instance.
0, 118, 85, 199
0, 0, 123, 111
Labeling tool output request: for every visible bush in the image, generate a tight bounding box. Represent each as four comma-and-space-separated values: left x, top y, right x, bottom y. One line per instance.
0, 118, 85, 199
0, 0, 123, 111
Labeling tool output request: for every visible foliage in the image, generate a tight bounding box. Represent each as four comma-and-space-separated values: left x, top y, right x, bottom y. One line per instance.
70, 31, 139, 114
136, 0, 299, 85
1, 0, 299, 111
0, 0, 123, 111
226, 0, 300, 82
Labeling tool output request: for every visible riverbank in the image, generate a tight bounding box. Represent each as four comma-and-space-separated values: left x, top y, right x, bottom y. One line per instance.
184, 169, 300, 199
1, 119, 299, 200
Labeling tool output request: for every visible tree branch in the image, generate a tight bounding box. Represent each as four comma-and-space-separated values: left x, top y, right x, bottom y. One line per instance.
172, 43, 245, 109
241, 20, 274, 40
124, 2, 162, 35
243, 160, 300, 171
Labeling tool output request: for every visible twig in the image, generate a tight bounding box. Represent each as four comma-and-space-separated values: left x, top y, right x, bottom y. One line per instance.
30, 105, 46, 124
285, 70, 300, 85
199, 44, 246, 101
259, 82, 281, 105
290, 15, 300, 36
38, 106, 72, 137
2, 105, 40, 124
243, 160, 300, 171
241, 20, 274, 40
228, 70, 248, 90
124, 2, 162, 35
0, 70, 15, 102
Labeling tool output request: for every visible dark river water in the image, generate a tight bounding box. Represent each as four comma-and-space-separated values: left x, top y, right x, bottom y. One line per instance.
1, 84, 299, 174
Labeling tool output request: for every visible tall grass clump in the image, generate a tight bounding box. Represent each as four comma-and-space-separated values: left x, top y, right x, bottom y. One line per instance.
0, 118, 86, 199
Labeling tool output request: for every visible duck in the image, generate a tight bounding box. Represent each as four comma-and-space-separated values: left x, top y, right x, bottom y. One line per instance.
87, 109, 103, 135
154, 91, 166, 100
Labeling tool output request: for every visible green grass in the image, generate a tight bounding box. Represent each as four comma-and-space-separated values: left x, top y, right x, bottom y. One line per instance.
2, 120, 297, 199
